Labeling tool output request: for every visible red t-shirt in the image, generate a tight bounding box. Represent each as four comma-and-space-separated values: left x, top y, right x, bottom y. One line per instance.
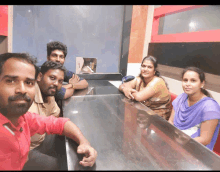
0, 112, 70, 170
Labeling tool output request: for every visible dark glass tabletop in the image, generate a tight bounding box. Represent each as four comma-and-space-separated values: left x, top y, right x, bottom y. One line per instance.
63, 92, 220, 170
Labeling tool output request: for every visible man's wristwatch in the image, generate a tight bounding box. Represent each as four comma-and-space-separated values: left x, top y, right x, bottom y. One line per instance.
72, 84, 75, 89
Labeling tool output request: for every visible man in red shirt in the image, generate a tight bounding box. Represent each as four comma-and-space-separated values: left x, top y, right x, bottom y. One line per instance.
0, 53, 97, 170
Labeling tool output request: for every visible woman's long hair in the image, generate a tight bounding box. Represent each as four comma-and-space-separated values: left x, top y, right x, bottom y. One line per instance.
139, 55, 169, 89
182, 66, 212, 98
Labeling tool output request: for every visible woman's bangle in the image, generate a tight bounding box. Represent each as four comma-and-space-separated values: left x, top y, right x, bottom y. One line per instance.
121, 86, 125, 92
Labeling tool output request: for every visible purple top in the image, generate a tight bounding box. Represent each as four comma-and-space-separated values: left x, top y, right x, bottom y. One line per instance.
172, 93, 220, 150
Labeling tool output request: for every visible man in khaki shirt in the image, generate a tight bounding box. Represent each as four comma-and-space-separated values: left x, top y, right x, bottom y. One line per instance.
29, 83, 60, 150
23, 60, 66, 170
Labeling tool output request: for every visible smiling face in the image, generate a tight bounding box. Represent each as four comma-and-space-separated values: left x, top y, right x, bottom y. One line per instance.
0, 58, 36, 118
140, 59, 155, 79
37, 69, 64, 97
47, 49, 65, 65
182, 70, 204, 96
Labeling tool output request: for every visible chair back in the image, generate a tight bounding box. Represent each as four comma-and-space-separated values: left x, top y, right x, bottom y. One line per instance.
214, 132, 220, 156
170, 92, 177, 103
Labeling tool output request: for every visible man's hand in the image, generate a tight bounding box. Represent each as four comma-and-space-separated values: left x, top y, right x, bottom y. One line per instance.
77, 144, 98, 167
69, 74, 80, 85
123, 87, 137, 100
63, 121, 97, 167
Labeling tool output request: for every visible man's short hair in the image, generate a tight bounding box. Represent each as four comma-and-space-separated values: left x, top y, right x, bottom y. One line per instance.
47, 41, 67, 58
40, 61, 66, 76
0, 53, 38, 79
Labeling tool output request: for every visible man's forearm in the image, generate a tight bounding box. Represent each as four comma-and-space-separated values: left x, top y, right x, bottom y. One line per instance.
62, 83, 74, 89
72, 79, 88, 90
62, 121, 90, 145
63, 86, 75, 99
62, 80, 88, 99
62, 120, 97, 167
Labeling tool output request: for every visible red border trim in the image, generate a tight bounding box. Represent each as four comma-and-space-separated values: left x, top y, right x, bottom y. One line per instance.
152, 29, 220, 43
153, 5, 204, 18
0, 5, 8, 36
151, 5, 220, 43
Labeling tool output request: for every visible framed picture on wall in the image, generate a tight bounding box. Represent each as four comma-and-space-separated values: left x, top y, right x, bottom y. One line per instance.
76, 57, 97, 74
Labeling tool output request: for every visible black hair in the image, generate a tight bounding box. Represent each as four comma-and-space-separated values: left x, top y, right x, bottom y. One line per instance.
47, 41, 67, 58
139, 55, 169, 89
182, 66, 212, 98
40, 60, 66, 76
0, 53, 38, 79
140, 55, 160, 76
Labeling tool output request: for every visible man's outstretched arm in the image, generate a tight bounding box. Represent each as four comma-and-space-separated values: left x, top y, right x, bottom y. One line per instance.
62, 120, 97, 167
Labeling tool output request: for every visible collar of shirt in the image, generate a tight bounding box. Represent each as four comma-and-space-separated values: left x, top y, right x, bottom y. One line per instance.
0, 112, 25, 132
34, 83, 44, 104
34, 83, 53, 105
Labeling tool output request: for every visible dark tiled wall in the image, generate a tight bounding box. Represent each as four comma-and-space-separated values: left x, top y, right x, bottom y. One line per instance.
148, 42, 220, 92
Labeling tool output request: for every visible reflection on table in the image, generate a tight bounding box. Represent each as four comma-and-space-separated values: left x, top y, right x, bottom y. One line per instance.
73, 80, 121, 97
63, 93, 220, 170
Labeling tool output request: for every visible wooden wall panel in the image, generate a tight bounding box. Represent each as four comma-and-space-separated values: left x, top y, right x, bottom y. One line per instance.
128, 5, 148, 63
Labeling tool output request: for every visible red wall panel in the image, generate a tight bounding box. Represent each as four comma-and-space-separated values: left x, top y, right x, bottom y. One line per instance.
0, 5, 8, 36
153, 5, 203, 18
151, 29, 220, 43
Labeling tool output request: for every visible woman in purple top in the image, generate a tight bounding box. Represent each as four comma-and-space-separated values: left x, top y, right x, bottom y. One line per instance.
168, 67, 220, 150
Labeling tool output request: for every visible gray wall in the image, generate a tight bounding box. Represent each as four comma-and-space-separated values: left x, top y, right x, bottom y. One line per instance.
13, 5, 125, 73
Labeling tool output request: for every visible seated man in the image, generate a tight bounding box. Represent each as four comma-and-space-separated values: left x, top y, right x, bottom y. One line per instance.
46, 41, 88, 100
0, 53, 97, 170
24, 60, 66, 170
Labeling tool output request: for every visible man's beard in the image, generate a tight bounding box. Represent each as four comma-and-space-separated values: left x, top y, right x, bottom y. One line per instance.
8, 102, 31, 115
0, 94, 32, 118
47, 86, 58, 96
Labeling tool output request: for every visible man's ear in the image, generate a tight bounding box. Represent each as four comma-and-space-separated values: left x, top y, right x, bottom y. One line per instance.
37, 72, 43, 82
47, 56, 50, 61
